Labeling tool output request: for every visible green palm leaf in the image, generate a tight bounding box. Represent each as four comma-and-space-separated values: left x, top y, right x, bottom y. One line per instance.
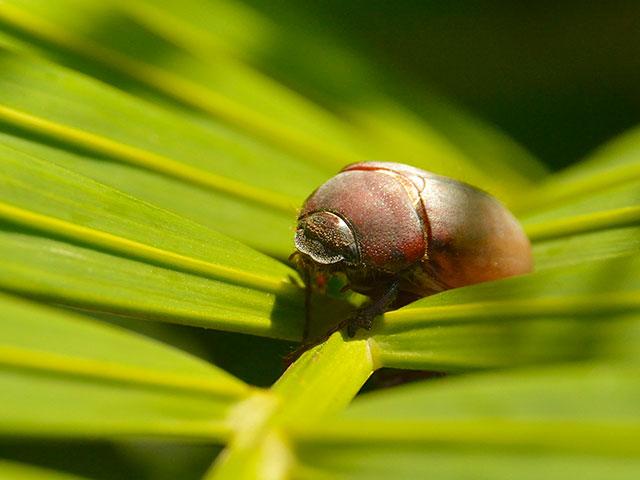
0, 0, 637, 479
290, 362, 640, 480
373, 254, 640, 369
0, 459, 91, 480
0, 138, 306, 338
0, 46, 323, 256
0, 293, 248, 440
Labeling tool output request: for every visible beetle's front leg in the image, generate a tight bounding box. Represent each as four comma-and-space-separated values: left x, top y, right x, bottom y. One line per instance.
346, 280, 400, 337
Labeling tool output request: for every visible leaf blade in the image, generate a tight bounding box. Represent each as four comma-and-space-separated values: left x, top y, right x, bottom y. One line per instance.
0, 294, 250, 440
372, 254, 640, 370
289, 363, 640, 480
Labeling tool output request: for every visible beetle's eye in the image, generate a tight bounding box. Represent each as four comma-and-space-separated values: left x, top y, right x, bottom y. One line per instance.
295, 212, 359, 265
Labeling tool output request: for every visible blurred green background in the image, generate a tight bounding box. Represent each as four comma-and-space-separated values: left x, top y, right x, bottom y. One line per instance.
246, 0, 640, 170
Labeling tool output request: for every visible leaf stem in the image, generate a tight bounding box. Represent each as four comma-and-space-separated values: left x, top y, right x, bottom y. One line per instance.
206, 333, 375, 479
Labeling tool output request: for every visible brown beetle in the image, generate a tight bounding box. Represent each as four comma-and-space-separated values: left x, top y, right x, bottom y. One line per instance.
290, 161, 533, 343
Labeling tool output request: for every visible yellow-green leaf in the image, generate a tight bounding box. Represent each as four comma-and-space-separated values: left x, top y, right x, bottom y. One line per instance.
0, 294, 250, 440
371, 254, 640, 370
290, 362, 640, 480
0, 459, 90, 480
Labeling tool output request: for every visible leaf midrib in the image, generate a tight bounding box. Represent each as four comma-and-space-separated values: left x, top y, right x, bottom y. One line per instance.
0, 2, 359, 169
382, 291, 640, 331
288, 419, 640, 456
525, 206, 640, 242
0, 103, 297, 213
0, 201, 297, 296
0, 344, 249, 398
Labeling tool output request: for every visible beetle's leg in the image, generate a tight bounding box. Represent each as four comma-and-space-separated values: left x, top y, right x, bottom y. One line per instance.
346, 280, 400, 337
302, 268, 312, 342
283, 318, 345, 366
284, 280, 399, 366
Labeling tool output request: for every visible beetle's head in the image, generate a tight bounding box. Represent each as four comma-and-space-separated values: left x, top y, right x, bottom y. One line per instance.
294, 211, 360, 266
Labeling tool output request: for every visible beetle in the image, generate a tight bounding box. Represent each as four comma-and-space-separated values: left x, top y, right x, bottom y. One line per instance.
290, 161, 533, 346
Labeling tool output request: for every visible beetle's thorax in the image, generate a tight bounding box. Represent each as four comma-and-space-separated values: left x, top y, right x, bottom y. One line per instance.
297, 167, 428, 275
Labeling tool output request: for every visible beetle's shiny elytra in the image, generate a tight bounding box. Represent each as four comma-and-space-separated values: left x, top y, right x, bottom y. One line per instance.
291, 161, 533, 341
